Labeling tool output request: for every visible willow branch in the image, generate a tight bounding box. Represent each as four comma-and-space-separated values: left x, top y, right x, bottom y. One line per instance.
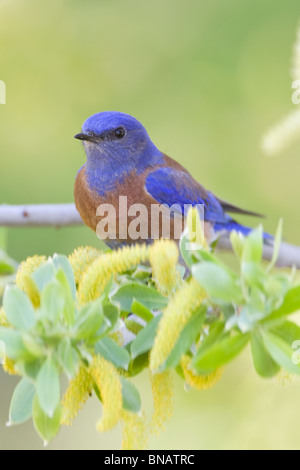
0, 204, 83, 228
1, 204, 300, 270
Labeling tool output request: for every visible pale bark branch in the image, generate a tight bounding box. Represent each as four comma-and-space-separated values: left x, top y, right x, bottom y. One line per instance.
0, 204, 83, 228
1, 203, 300, 270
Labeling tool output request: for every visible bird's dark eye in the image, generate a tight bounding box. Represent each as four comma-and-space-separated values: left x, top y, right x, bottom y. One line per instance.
114, 127, 126, 139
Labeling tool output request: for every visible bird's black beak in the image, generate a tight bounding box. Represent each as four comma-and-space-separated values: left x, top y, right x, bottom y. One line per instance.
74, 133, 101, 143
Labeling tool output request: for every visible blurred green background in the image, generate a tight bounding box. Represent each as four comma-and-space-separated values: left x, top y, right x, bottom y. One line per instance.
1, 0, 300, 450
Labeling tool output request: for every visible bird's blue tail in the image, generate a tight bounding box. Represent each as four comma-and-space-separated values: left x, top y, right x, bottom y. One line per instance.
214, 221, 273, 241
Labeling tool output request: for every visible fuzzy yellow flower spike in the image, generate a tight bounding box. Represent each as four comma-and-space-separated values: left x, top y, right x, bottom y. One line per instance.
121, 410, 148, 450
149, 240, 179, 295
150, 370, 174, 435
16, 255, 46, 308
61, 365, 93, 426
150, 278, 206, 371
78, 244, 149, 305
89, 355, 123, 432
180, 355, 223, 390
68, 246, 101, 285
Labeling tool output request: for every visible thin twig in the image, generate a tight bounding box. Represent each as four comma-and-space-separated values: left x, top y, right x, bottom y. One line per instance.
0, 204, 83, 228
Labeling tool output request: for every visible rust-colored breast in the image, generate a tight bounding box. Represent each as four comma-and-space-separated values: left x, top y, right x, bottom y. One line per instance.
74, 164, 162, 243
74, 158, 215, 245
74, 166, 100, 232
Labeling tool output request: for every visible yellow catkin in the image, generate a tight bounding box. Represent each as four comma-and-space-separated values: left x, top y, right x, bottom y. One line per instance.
150, 370, 174, 435
3, 358, 19, 376
78, 244, 149, 305
0, 307, 9, 327
69, 246, 101, 285
180, 355, 223, 390
61, 365, 93, 426
16, 255, 46, 308
150, 278, 206, 371
89, 355, 123, 432
121, 410, 148, 450
149, 240, 179, 295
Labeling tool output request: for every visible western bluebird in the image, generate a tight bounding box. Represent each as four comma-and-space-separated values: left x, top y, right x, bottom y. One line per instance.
73, 111, 270, 252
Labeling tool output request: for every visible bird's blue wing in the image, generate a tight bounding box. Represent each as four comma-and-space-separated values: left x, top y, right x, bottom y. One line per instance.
145, 167, 231, 225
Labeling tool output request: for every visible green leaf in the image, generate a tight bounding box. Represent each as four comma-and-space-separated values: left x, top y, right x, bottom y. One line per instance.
241, 262, 266, 287
130, 314, 162, 359
230, 230, 244, 260
132, 265, 152, 280
103, 303, 120, 329
250, 331, 280, 378
95, 337, 130, 370
242, 226, 263, 263
32, 262, 56, 291
40, 281, 65, 322
121, 377, 141, 413
3, 286, 35, 330
111, 283, 168, 312
192, 262, 243, 303
9, 378, 35, 425
52, 255, 76, 299
267, 219, 283, 272
263, 285, 300, 324
197, 321, 226, 355
131, 300, 153, 323
179, 232, 198, 267
56, 339, 79, 380
192, 333, 250, 374
16, 359, 43, 381
127, 352, 149, 377
33, 395, 61, 444
163, 306, 206, 369
0, 328, 35, 361
270, 320, 300, 344
36, 357, 60, 417
100, 275, 114, 301
56, 269, 75, 326
262, 330, 300, 375
194, 249, 225, 266
22, 333, 45, 358
74, 300, 104, 341
263, 276, 286, 300
0, 260, 15, 275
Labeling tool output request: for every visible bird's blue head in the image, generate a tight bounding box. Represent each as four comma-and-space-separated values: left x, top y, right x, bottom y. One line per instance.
75, 111, 164, 195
